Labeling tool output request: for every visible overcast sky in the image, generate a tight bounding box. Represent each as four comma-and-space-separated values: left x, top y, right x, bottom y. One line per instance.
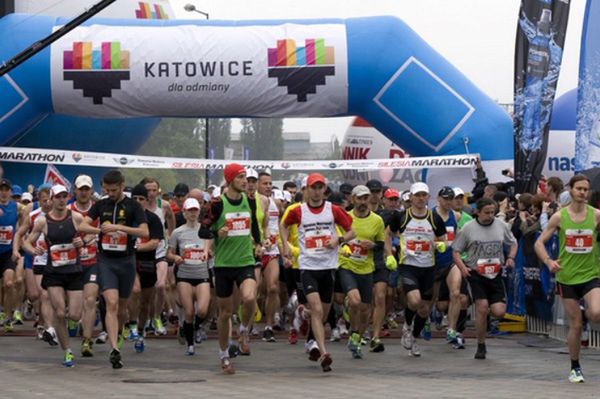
170, 0, 586, 142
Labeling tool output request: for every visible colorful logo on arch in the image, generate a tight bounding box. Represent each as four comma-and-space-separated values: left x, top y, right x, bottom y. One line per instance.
63, 41, 130, 105
267, 38, 336, 102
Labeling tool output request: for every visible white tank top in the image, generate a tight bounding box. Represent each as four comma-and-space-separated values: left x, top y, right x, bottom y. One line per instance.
151, 198, 167, 259
264, 197, 280, 256
400, 215, 436, 268
298, 201, 338, 270
30, 208, 47, 266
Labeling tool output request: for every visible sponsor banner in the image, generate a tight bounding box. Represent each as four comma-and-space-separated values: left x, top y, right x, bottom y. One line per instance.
50, 24, 348, 118
0, 147, 477, 171
575, 0, 600, 171
513, 0, 570, 193
44, 164, 72, 192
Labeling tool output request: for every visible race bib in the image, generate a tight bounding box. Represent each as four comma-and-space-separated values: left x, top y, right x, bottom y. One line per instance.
101, 231, 128, 251
50, 243, 78, 267
476, 258, 501, 279
565, 229, 594, 254
183, 243, 205, 265
79, 242, 98, 263
0, 225, 13, 245
305, 229, 332, 255
348, 240, 368, 261
225, 212, 251, 237
445, 226, 455, 245
406, 239, 431, 256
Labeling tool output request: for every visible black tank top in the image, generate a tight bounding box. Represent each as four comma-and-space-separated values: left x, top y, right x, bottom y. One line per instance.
45, 210, 81, 274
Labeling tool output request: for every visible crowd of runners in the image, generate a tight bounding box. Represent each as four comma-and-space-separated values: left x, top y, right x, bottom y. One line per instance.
0, 163, 598, 383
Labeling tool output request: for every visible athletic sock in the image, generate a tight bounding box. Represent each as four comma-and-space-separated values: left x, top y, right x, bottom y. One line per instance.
457, 309, 468, 333
183, 321, 194, 347
571, 359, 581, 370
412, 315, 426, 338
405, 308, 416, 326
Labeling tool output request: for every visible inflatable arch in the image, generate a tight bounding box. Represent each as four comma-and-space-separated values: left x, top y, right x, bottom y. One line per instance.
0, 14, 512, 184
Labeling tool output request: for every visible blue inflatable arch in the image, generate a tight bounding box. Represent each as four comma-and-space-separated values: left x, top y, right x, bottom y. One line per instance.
0, 14, 512, 183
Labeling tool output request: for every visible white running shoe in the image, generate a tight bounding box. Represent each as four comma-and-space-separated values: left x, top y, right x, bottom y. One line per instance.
401, 323, 414, 350
410, 342, 421, 357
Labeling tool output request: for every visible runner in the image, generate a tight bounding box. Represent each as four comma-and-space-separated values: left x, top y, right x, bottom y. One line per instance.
281, 173, 355, 372
68, 175, 100, 357
168, 198, 211, 356
23, 184, 85, 367
200, 163, 262, 375
386, 182, 446, 357
452, 197, 517, 360
79, 170, 149, 369
172, 183, 190, 228
0, 179, 21, 332
535, 174, 600, 383
339, 185, 389, 359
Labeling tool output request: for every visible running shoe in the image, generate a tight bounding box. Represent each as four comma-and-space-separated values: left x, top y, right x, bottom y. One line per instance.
0, 311, 6, 326
421, 319, 432, 341
330, 327, 341, 342
121, 324, 130, 340
369, 337, 385, 353
288, 328, 298, 345
134, 337, 145, 353
306, 340, 321, 361
347, 332, 361, 358
43, 328, 59, 346
386, 316, 399, 330
432, 308, 444, 331
109, 348, 123, 369
568, 368, 585, 383
453, 333, 465, 350
117, 333, 124, 351
410, 342, 421, 357
24, 301, 35, 321
237, 336, 251, 356
177, 326, 186, 345
95, 331, 108, 344
12, 310, 23, 325
262, 328, 276, 342
400, 324, 414, 350
3, 320, 14, 333
337, 318, 349, 338
320, 352, 333, 372
128, 324, 139, 341
81, 338, 94, 357
195, 325, 207, 343
62, 350, 75, 368
144, 320, 155, 335
154, 317, 167, 336
36, 326, 45, 340
228, 343, 239, 358
273, 312, 283, 331
67, 319, 79, 337
186, 345, 195, 356
360, 331, 370, 346
221, 357, 235, 375
446, 329, 458, 344
251, 326, 260, 337
474, 344, 486, 360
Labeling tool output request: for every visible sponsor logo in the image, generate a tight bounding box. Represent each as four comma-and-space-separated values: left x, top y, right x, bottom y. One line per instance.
281, 162, 291, 169
267, 38, 336, 102
63, 41, 131, 104
135, 2, 169, 20
72, 153, 83, 163
114, 157, 134, 166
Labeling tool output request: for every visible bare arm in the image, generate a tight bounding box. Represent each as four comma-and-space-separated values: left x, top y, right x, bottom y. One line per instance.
23, 217, 46, 256
163, 202, 176, 236
534, 211, 561, 273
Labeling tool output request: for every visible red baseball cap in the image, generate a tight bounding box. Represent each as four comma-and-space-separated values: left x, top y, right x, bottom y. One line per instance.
224, 163, 246, 184
306, 173, 326, 187
384, 188, 400, 199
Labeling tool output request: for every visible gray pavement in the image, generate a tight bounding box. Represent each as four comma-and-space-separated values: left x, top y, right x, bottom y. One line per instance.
1, 333, 600, 398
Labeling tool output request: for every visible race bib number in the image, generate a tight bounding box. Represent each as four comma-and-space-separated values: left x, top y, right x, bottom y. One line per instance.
50, 243, 77, 267
0, 225, 13, 245
305, 229, 332, 255
183, 243, 205, 265
225, 212, 251, 237
476, 258, 501, 279
101, 231, 128, 251
445, 226, 455, 245
565, 229, 593, 254
406, 239, 431, 256
348, 240, 368, 261
79, 242, 98, 263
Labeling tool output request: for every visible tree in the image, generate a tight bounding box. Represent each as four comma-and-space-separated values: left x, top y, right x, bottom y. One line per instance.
240, 118, 284, 161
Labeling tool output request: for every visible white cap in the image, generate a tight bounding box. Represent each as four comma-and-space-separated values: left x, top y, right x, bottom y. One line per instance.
351, 185, 371, 197
401, 191, 411, 202
183, 198, 200, 210
410, 182, 429, 195
51, 184, 68, 197
301, 176, 308, 189
212, 187, 221, 198
246, 168, 259, 180
453, 187, 465, 197
273, 189, 285, 201
74, 175, 93, 189
207, 184, 218, 191
283, 190, 292, 202
21, 192, 33, 202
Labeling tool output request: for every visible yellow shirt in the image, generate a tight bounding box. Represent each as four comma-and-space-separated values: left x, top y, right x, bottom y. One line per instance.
339, 210, 385, 275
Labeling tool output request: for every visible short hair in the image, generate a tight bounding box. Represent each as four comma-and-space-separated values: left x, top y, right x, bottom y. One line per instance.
283, 181, 297, 190
531, 193, 549, 213
140, 177, 160, 188
546, 176, 564, 194
476, 197, 497, 212
38, 187, 51, 197
518, 192, 533, 209
258, 172, 271, 179
103, 170, 124, 185
568, 174, 590, 188
484, 184, 498, 195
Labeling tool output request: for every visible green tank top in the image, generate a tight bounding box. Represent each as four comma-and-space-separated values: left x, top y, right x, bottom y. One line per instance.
214, 193, 255, 268
557, 205, 599, 285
